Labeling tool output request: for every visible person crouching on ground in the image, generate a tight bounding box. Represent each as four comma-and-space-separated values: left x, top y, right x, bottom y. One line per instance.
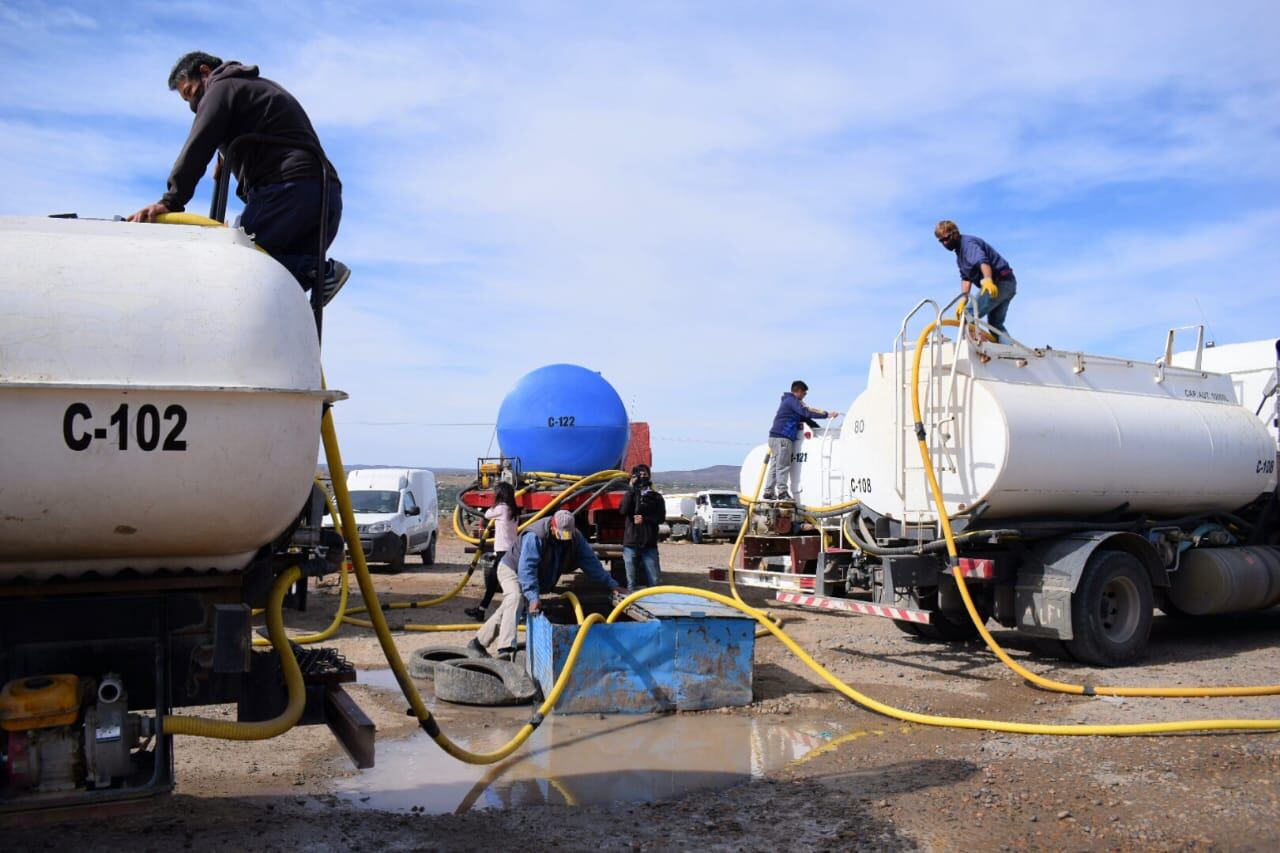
763, 380, 838, 502
469, 510, 627, 661
465, 480, 519, 622
619, 463, 665, 589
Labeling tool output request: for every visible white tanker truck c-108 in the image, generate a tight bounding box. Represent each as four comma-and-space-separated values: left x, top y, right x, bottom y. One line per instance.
729, 313, 1280, 666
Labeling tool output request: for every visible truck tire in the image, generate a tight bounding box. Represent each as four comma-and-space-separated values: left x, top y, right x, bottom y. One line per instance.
691, 519, 704, 544
1066, 550, 1152, 666
892, 619, 922, 637
387, 537, 407, 573
913, 610, 980, 642
421, 532, 437, 565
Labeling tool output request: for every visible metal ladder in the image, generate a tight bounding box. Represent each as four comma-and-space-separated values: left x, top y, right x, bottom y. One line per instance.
892, 299, 970, 534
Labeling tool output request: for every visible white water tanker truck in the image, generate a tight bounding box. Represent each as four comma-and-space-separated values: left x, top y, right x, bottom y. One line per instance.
727, 309, 1279, 666
0, 216, 365, 810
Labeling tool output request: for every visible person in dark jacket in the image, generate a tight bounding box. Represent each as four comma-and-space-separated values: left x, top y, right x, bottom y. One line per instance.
469, 510, 627, 660
619, 463, 666, 588
935, 220, 1017, 342
763, 380, 838, 502
129, 51, 348, 300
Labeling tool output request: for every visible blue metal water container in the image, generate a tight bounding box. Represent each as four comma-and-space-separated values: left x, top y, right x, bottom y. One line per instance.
526, 593, 755, 714
496, 364, 630, 476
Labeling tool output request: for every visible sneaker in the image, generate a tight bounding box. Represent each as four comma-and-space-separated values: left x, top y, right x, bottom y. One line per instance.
466, 638, 491, 658
760, 490, 776, 502
463, 606, 485, 621
776, 491, 793, 503
321, 260, 350, 305
495, 647, 518, 662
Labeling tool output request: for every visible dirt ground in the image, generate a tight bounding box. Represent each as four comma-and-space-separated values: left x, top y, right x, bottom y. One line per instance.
6, 531, 1279, 851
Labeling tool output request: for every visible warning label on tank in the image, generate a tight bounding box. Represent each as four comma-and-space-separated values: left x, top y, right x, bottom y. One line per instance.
1183, 389, 1230, 403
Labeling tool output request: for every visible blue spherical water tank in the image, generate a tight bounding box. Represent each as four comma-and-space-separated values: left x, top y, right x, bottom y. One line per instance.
496, 364, 630, 476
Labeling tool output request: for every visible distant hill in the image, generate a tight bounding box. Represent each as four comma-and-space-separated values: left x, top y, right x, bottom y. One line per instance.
653, 464, 739, 490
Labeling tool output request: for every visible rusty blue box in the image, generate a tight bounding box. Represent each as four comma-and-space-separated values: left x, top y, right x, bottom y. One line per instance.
526, 593, 755, 714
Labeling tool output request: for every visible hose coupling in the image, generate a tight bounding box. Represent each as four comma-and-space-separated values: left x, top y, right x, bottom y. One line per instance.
914, 422, 927, 441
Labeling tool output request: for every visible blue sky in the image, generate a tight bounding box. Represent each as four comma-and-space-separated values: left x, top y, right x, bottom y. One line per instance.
3, 1, 1278, 469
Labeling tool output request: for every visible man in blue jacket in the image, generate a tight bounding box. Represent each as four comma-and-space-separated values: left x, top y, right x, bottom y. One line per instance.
763, 381, 838, 502
935, 220, 1017, 342
470, 510, 626, 660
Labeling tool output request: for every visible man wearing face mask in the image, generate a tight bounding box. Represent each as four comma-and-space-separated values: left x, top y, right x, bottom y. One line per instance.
619, 464, 666, 589
934, 220, 1016, 343
128, 51, 347, 300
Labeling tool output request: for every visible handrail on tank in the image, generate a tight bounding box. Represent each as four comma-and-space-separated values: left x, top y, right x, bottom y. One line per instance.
208, 134, 334, 343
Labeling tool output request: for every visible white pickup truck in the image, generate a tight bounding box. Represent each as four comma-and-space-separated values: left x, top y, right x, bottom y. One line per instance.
664, 489, 747, 543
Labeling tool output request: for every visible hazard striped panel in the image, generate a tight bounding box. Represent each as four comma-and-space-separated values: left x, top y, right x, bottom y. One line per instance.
774, 592, 933, 624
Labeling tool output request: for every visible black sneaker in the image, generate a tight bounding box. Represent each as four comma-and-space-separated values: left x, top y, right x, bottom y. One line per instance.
321, 260, 350, 305
463, 606, 485, 621
495, 647, 518, 662
466, 638, 491, 658
760, 491, 776, 501
776, 491, 793, 503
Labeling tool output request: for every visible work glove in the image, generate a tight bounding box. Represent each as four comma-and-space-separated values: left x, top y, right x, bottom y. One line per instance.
954, 298, 968, 321
979, 277, 999, 299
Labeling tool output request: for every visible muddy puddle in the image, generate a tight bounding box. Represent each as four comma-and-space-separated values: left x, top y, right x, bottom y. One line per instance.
339, 668, 849, 814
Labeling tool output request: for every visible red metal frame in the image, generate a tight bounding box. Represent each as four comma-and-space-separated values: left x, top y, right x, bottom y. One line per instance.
774, 591, 933, 624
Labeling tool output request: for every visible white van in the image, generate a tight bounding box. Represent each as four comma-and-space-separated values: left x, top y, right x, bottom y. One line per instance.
327, 468, 439, 570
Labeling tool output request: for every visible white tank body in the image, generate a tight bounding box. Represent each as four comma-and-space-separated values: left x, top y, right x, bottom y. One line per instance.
840, 338, 1277, 523
0, 217, 337, 579
739, 427, 846, 507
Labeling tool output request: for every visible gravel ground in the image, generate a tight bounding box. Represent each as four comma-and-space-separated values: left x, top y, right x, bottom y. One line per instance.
6, 532, 1278, 851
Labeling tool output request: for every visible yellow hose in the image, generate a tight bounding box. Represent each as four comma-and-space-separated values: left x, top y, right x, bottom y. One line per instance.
319, 406, 1277, 762
163, 566, 306, 739
154, 212, 226, 227
453, 470, 629, 546
608, 587, 1280, 736
253, 482, 350, 647
908, 319, 1280, 699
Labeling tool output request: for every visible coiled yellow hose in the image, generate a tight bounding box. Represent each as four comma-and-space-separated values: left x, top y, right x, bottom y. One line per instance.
163, 566, 306, 739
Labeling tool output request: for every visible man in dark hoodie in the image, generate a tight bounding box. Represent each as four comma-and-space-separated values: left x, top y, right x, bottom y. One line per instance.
128, 51, 347, 299
619, 463, 665, 588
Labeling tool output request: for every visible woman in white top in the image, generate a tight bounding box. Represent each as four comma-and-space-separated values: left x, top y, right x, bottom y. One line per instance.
465, 481, 519, 621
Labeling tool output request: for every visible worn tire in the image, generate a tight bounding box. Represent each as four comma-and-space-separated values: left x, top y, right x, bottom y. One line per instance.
434, 658, 536, 706
408, 645, 479, 680
421, 532, 437, 565
1066, 550, 1153, 666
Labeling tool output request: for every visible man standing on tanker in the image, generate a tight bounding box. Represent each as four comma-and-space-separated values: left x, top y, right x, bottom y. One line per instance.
128, 51, 348, 302
935, 220, 1016, 343
469, 510, 628, 661
762, 381, 837, 503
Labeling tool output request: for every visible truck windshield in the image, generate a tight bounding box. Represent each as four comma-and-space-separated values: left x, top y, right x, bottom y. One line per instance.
709, 493, 740, 508
349, 490, 399, 513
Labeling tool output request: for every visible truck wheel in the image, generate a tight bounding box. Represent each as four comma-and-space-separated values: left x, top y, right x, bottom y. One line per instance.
691, 520, 704, 544
892, 620, 922, 637
1066, 550, 1152, 666
914, 611, 980, 642
422, 532, 437, 566
387, 538, 407, 573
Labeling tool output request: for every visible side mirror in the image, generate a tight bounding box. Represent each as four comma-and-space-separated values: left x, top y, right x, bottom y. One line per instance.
406, 506, 420, 516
